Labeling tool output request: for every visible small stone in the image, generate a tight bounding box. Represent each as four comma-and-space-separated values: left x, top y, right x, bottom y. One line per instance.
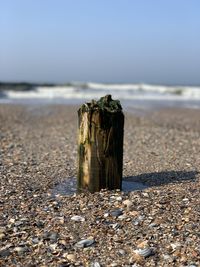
111, 223, 120, 230
137, 240, 149, 249
49, 232, 59, 242
75, 238, 95, 248
142, 192, 149, 197
163, 254, 172, 261
67, 254, 76, 261
14, 246, 28, 254
42, 231, 59, 243
110, 263, 118, 267
49, 243, 57, 251
0, 249, 10, 257
110, 209, 123, 217
15, 221, 24, 227
0, 227, 6, 234
90, 262, 101, 267
118, 249, 126, 256
58, 216, 65, 224
59, 239, 67, 246
9, 218, 15, 224
117, 229, 124, 235
32, 237, 39, 244
71, 215, 85, 222
118, 214, 127, 220
35, 220, 44, 228
0, 233, 5, 240
132, 215, 145, 225
148, 223, 158, 228
123, 199, 133, 207
129, 210, 139, 217
115, 196, 122, 201
170, 242, 181, 250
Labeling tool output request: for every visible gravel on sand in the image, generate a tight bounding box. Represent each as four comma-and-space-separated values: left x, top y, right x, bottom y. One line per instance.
0, 104, 200, 266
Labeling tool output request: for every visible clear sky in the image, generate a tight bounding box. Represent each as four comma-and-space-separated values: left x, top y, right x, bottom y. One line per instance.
0, 0, 200, 84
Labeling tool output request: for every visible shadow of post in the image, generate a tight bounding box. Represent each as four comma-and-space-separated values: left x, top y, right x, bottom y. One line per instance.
123, 170, 198, 187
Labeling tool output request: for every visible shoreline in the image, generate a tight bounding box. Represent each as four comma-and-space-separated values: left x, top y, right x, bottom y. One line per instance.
0, 104, 200, 266
1, 98, 200, 111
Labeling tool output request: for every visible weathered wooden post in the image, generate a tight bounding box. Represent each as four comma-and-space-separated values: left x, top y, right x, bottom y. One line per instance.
77, 95, 124, 193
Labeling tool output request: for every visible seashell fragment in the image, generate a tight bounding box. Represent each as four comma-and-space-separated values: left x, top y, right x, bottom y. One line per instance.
111, 223, 120, 230
134, 247, 154, 258
75, 238, 95, 248
90, 262, 101, 267
71, 215, 85, 222
132, 215, 145, 225
14, 246, 29, 254
170, 242, 181, 251
64, 253, 76, 261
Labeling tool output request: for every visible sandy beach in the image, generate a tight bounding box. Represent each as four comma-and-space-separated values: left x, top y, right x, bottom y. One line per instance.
0, 104, 200, 266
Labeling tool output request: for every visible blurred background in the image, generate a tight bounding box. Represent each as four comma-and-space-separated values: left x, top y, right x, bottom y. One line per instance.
0, 0, 200, 107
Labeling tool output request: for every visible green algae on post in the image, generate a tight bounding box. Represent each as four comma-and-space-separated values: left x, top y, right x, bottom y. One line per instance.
79, 94, 122, 113
77, 95, 124, 193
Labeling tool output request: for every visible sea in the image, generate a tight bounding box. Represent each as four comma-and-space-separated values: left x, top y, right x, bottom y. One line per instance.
1, 82, 200, 110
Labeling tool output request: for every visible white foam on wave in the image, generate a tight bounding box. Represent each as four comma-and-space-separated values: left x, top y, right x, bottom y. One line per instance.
87, 82, 200, 97
2, 83, 200, 101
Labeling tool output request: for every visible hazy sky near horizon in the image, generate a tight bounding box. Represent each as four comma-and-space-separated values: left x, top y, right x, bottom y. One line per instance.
0, 0, 200, 84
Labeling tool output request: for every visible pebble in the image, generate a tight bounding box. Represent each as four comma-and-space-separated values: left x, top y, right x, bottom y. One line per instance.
115, 196, 122, 201
65, 253, 76, 261
90, 262, 101, 267
109, 263, 118, 267
43, 231, 59, 242
142, 192, 149, 197
32, 237, 39, 244
49, 243, 57, 251
110, 209, 123, 217
118, 249, 126, 256
9, 218, 15, 224
1, 105, 200, 266
118, 214, 127, 220
111, 223, 120, 230
35, 220, 44, 228
123, 199, 133, 208
14, 246, 28, 254
71, 215, 85, 222
0, 233, 5, 240
170, 242, 181, 250
148, 222, 158, 228
163, 254, 172, 261
0, 249, 10, 257
0, 227, 6, 234
75, 238, 95, 248
59, 239, 67, 246
132, 215, 145, 225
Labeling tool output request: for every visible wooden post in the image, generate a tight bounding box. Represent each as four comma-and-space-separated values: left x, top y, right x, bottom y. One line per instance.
77, 95, 124, 193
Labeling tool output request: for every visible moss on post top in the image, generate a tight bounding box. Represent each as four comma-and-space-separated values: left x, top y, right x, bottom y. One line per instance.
79, 95, 122, 113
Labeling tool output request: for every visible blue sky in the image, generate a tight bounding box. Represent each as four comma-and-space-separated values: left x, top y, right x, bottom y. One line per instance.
0, 0, 200, 84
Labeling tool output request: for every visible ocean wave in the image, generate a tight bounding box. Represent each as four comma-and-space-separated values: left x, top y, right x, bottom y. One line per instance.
1, 83, 200, 101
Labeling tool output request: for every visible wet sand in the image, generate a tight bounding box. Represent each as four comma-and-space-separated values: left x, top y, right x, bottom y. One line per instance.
0, 104, 200, 266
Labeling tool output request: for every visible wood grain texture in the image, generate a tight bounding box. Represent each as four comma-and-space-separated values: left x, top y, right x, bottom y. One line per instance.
78, 95, 124, 193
